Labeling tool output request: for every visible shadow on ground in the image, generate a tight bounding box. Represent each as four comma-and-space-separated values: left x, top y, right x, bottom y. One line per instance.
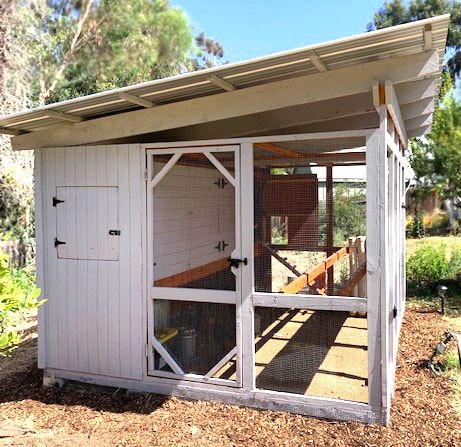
0, 320, 168, 415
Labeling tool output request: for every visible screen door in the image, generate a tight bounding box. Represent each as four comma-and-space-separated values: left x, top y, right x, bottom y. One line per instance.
146, 146, 242, 386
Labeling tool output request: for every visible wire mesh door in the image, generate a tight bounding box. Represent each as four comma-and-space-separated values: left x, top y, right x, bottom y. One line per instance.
146, 146, 241, 386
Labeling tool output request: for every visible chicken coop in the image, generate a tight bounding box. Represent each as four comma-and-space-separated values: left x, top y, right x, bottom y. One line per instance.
0, 15, 449, 424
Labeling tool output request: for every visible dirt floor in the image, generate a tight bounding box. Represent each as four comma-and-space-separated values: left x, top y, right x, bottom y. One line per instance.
0, 308, 460, 447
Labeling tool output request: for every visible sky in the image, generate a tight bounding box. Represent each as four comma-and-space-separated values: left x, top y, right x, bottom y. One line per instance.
172, 1, 386, 63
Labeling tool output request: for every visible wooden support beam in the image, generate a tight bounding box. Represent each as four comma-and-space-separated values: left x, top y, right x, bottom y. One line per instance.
384, 80, 408, 149
253, 150, 366, 164
281, 247, 349, 295
119, 92, 155, 108
424, 24, 432, 52
208, 73, 236, 92
153, 92, 376, 142
255, 142, 306, 159
257, 112, 378, 137
45, 110, 84, 123
154, 257, 229, 287
372, 81, 380, 113
12, 50, 439, 150
326, 165, 334, 294
263, 244, 301, 277
337, 264, 367, 296
307, 50, 328, 72
0, 127, 23, 136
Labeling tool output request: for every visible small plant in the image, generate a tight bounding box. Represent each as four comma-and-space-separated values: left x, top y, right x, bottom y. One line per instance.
0, 253, 44, 355
406, 242, 461, 297
409, 211, 425, 238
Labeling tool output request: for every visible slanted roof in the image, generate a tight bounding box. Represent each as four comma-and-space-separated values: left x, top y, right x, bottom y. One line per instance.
0, 14, 449, 146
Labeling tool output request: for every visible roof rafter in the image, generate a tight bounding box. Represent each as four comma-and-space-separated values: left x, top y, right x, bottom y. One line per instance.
307, 49, 328, 72
208, 73, 236, 92
11, 50, 438, 150
119, 92, 155, 108
405, 112, 432, 131
424, 24, 432, 51
407, 124, 431, 138
0, 127, 22, 136
45, 110, 84, 123
255, 142, 306, 159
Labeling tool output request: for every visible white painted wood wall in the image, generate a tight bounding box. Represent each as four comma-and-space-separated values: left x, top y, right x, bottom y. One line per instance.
36, 144, 144, 380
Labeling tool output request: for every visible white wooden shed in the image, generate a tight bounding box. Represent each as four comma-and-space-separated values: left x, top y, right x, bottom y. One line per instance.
0, 15, 449, 424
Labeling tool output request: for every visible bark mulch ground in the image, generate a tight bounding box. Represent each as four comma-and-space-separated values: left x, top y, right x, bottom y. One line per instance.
0, 308, 459, 446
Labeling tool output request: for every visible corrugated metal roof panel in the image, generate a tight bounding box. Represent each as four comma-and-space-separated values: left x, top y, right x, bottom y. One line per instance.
0, 14, 449, 135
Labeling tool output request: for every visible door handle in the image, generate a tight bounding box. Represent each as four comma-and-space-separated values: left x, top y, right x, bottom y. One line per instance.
109, 230, 121, 235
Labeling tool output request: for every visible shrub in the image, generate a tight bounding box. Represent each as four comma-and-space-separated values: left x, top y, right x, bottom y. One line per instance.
409, 212, 426, 238
406, 242, 461, 286
0, 252, 44, 355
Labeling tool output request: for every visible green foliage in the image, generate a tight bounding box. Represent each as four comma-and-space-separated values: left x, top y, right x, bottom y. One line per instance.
368, 0, 461, 78
409, 212, 426, 238
0, 252, 44, 355
409, 72, 461, 201
0, 170, 34, 241
271, 216, 288, 245
406, 242, 461, 284
444, 350, 461, 371
332, 183, 366, 246
13, 0, 224, 106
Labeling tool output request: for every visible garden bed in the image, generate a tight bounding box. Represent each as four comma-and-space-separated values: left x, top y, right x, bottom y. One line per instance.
0, 308, 460, 447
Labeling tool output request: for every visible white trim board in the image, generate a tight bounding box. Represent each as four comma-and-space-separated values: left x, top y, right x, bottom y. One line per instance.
45, 368, 384, 424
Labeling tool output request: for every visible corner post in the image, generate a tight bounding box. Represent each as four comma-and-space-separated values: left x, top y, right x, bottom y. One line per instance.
240, 142, 255, 390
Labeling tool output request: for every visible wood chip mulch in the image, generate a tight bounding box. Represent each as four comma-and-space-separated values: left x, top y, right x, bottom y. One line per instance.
0, 308, 460, 446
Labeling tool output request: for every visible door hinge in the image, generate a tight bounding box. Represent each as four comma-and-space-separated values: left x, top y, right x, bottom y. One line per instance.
393, 306, 398, 319
145, 343, 150, 357
144, 169, 148, 181
54, 238, 66, 248
214, 178, 228, 189
52, 196, 65, 207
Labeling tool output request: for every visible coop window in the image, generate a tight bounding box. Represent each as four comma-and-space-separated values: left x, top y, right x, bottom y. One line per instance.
270, 216, 288, 245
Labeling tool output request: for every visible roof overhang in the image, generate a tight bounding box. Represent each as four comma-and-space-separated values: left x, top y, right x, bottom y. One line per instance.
0, 14, 449, 149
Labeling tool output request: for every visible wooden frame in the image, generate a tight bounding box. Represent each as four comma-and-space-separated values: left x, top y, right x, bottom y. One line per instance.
34, 149, 46, 369
146, 144, 243, 387
34, 128, 400, 425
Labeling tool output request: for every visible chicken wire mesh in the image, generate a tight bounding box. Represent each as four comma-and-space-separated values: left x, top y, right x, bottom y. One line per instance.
254, 307, 368, 402
153, 300, 237, 379
253, 139, 367, 297
151, 151, 236, 291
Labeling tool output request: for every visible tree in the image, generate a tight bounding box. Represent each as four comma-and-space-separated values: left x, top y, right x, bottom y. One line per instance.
408, 72, 461, 201
368, 0, 461, 78
194, 32, 226, 70
11, 0, 221, 106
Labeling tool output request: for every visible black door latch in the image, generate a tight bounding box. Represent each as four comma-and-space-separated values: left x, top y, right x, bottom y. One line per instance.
52, 196, 65, 207
109, 230, 121, 236
54, 238, 66, 247
228, 257, 248, 268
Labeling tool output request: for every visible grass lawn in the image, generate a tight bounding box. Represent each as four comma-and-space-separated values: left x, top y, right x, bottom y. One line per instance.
406, 234, 461, 257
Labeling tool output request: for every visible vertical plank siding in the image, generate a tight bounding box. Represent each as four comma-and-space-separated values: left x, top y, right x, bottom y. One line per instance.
39, 145, 143, 380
